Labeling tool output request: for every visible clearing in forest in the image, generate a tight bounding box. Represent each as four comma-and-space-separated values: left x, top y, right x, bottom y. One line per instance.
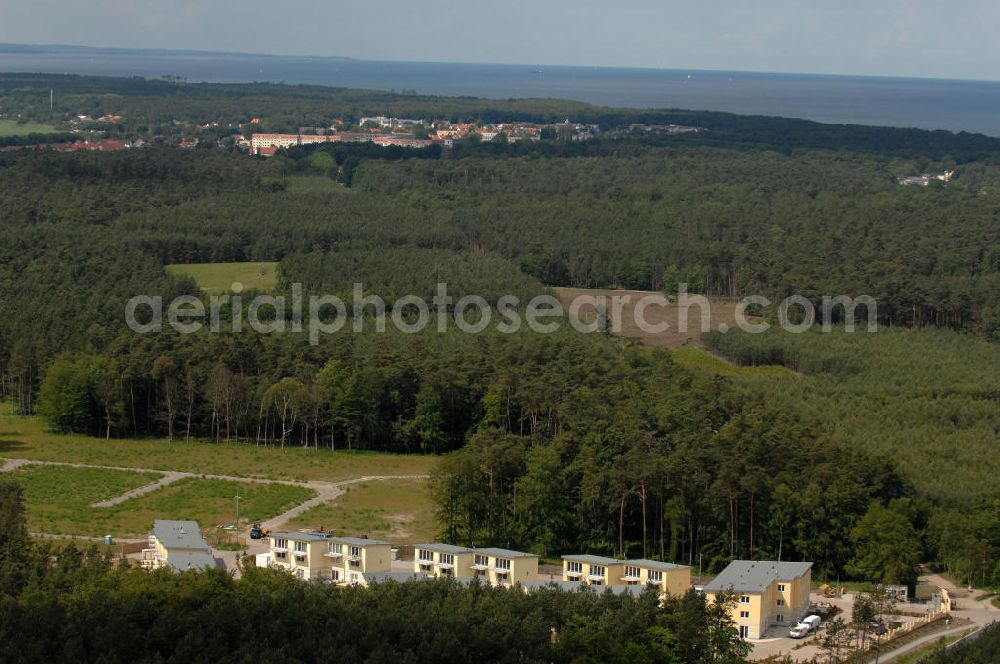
166, 261, 280, 293
0, 119, 57, 136
553, 287, 755, 348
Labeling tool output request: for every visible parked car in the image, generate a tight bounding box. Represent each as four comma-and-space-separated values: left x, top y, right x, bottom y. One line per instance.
789, 623, 811, 639
249, 523, 265, 539
801, 615, 822, 633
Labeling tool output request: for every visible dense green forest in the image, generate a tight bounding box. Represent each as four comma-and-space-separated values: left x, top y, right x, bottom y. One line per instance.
0, 480, 751, 663
1, 76, 998, 588
703, 327, 1000, 587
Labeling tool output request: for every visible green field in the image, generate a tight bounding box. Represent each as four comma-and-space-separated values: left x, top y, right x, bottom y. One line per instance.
284, 478, 437, 543
8, 464, 313, 536
670, 347, 800, 381
165, 261, 280, 293
0, 119, 58, 136
0, 411, 438, 483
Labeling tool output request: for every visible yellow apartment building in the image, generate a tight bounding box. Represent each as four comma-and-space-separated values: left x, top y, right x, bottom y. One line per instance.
469, 547, 539, 586
325, 536, 392, 585
704, 560, 813, 640
269, 531, 333, 580
414, 543, 477, 578
561, 554, 626, 586
622, 559, 692, 596
143, 519, 219, 572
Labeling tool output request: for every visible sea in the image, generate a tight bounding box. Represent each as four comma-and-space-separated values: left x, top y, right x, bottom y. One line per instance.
2, 44, 1000, 137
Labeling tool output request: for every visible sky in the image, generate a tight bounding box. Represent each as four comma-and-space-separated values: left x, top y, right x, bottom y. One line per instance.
1, 0, 999, 81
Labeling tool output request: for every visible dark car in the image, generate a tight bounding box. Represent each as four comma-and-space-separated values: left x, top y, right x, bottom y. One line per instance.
249, 524, 265, 539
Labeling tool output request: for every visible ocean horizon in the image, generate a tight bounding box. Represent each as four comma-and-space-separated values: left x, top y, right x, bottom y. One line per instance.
3, 43, 1000, 137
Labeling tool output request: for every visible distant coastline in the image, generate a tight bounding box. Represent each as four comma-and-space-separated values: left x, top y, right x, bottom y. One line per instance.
3, 43, 1000, 136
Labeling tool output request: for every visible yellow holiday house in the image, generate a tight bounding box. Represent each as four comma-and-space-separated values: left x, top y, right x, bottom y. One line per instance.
704, 560, 812, 640
325, 536, 393, 585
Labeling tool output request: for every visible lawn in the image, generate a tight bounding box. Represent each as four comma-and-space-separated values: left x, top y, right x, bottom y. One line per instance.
6, 464, 314, 537
165, 261, 280, 293
670, 347, 799, 381
0, 119, 58, 136
284, 478, 438, 543
8, 464, 161, 535
0, 412, 439, 483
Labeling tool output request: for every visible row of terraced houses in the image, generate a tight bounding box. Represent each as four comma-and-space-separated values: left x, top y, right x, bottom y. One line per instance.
258, 530, 813, 640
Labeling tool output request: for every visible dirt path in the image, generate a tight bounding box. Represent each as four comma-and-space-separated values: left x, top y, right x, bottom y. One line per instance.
0, 458, 33, 473
2, 455, 429, 536
91, 471, 188, 507
259, 475, 430, 530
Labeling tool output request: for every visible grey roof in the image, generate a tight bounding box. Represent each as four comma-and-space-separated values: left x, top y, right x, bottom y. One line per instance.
562, 554, 622, 565
153, 520, 209, 551
413, 543, 474, 554
362, 571, 423, 584
270, 531, 332, 542
331, 536, 391, 547
473, 547, 538, 559
625, 559, 690, 571
704, 560, 813, 593
164, 552, 220, 572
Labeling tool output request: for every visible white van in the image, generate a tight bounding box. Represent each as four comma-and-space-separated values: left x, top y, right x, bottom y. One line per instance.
788, 615, 821, 638
801, 615, 821, 632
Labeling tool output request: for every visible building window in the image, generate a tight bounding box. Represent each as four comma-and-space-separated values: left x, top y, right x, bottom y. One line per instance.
648, 570, 663, 583
330, 543, 343, 555
777, 599, 786, 606
275, 551, 287, 560
740, 611, 750, 619
739, 625, 749, 639
776, 614, 784, 623
295, 569, 304, 578
566, 561, 583, 574
440, 553, 454, 566
740, 595, 751, 604
273, 538, 287, 549
295, 542, 307, 553
474, 554, 488, 567
418, 549, 433, 562
777, 584, 786, 592
624, 565, 640, 578
590, 565, 605, 579
496, 558, 511, 571
331, 570, 340, 581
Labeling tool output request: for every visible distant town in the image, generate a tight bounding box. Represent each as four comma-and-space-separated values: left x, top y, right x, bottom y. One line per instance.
0, 109, 706, 155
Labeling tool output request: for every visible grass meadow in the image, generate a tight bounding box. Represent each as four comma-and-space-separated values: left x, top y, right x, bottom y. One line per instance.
284, 478, 438, 543
0, 119, 57, 136
8, 464, 314, 536
0, 410, 438, 483
165, 261, 280, 293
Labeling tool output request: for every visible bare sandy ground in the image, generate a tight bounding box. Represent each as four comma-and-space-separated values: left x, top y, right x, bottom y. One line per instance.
554, 287, 751, 348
